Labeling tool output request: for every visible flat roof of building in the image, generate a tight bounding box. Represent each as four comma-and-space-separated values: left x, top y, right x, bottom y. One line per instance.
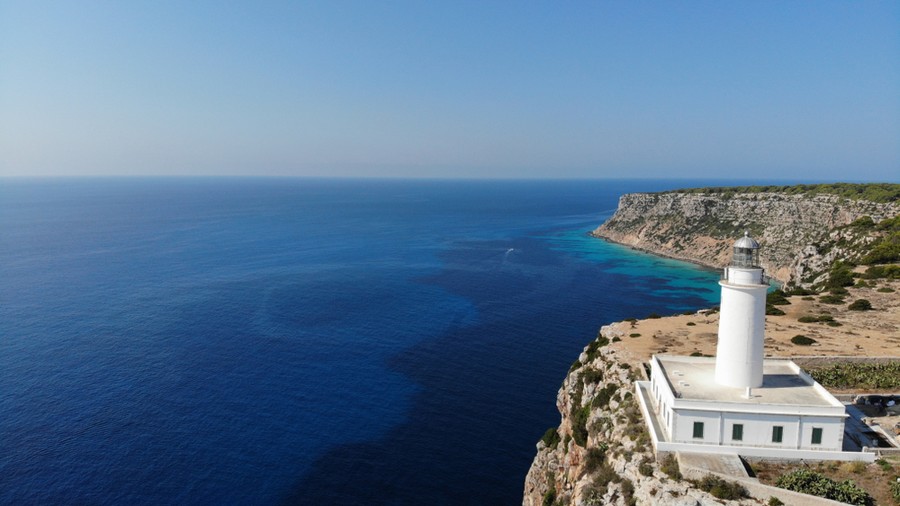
655, 355, 840, 408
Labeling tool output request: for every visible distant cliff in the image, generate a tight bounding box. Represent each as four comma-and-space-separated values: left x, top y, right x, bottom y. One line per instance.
592, 185, 900, 288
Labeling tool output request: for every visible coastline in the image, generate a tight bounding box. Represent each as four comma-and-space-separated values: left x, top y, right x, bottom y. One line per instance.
588, 230, 722, 274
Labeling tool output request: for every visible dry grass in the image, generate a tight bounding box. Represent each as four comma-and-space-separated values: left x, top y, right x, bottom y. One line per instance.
610, 279, 900, 375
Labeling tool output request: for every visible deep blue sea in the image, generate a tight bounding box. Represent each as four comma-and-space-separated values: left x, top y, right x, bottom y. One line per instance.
0, 178, 724, 505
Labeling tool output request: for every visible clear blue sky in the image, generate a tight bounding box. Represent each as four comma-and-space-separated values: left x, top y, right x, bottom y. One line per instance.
1, 1, 898, 180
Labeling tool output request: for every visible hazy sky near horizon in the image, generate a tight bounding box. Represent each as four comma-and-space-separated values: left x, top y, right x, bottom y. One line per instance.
1, 1, 898, 180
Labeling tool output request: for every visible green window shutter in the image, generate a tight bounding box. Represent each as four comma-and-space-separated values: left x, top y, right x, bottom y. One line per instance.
732, 424, 743, 441
693, 421, 704, 439
811, 427, 823, 445
772, 426, 783, 443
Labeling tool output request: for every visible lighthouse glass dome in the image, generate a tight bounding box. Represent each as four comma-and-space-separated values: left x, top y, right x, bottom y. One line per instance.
731, 232, 759, 268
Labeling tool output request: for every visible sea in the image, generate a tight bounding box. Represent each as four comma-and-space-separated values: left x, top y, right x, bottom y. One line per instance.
0, 178, 725, 505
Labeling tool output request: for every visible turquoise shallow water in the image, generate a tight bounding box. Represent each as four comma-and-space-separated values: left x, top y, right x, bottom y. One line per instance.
0, 178, 725, 504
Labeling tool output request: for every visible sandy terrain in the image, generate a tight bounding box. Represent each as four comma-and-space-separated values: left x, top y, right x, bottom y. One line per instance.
609, 279, 900, 367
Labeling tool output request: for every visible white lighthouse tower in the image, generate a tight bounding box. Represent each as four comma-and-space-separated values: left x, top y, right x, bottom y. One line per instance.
639, 231, 864, 462
714, 232, 767, 389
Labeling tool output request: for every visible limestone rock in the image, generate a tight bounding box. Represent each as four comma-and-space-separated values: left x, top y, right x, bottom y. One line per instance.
593, 191, 899, 287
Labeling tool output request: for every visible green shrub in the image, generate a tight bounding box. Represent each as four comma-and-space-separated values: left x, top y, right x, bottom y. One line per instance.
861, 231, 900, 264
571, 405, 590, 447
584, 333, 609, 362
875, 459, 893, 472
592, 384, 619, 409
799, 314, 836, 323
849, 215, 876, 228
791, 335, 817, 346
819, 294, 845, 304
620, 478, 636, 506
592, 462, 620, 488
877, 286, 895, 292
647, 313, 662, 319
766, 305, 786, 316
848, 299, 872, 311
542, 485, 556, 506
808, 362, 900, 389
891, 476, 900, 503
611, 336, 621, 342
767, 497, 784, 506
584, 446, 607, 473
826, 262, 855, 289
865, 264, 900, 279
581, 367, 604, 385
775, 469, 871, 506
767, 290, 791, 305
629, 333, 641, 338
638, 457, 653, 476
686, 321, 696, 326
540, 428, 560, 449
694, 474, 747, 500
660, 454, 681, 481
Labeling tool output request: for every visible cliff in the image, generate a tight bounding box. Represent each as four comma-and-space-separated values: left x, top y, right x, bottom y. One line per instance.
522, 326, 760, 506
523, 184, 900, 505
592, 189, 899, 287
521, 279, 900, 506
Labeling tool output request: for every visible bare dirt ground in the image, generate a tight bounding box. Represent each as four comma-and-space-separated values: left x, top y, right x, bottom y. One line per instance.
609, 279, 900, 368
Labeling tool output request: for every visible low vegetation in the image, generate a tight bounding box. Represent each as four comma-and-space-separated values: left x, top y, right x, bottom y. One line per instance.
542, 485, 556, 506
819, 294, 846, 304
540, 428, 560, 449
848, 299, 872, 311
797, 313, 842, 327
583, 446, 607, 474
766, 290, 791, 305
807, 361, 900, 389
692, 474, 747, 500
775, 468, 871, 506
663, 183, 900, 203
659, 454, 681, 481
791, 335, 817, 346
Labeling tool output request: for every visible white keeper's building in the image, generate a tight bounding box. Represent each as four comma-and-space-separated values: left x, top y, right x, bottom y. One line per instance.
635, 233, 874, 462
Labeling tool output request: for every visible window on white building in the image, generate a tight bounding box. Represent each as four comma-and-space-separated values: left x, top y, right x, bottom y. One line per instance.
732, 424, 743, 441
811, 427, 823, 445
693, 421, 704, 439
772, 426, 783, 443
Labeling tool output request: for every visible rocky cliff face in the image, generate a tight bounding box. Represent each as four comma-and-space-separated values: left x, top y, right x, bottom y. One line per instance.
593, 192, 899, 287
522, 326, 757, 506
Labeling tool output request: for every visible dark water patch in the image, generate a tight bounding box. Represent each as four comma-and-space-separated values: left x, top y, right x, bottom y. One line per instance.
282, 234, 719, 504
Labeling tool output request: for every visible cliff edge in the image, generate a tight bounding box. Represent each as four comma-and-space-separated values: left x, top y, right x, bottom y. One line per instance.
592, 186, 899, 287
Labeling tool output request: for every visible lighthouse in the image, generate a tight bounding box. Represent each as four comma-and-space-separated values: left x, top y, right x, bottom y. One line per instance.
639, 230, 864, 462
714, 232, 767, 389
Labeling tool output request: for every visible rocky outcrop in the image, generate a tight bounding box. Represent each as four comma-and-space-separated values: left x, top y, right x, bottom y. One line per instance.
593, 192, 899, 287
522, 326, 758, 506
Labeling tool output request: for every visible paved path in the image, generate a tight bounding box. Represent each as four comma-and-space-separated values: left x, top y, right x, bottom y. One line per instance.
677, 452, 751, 479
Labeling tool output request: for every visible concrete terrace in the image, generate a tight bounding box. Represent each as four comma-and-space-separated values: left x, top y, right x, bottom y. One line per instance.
656, 355, 840, 408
